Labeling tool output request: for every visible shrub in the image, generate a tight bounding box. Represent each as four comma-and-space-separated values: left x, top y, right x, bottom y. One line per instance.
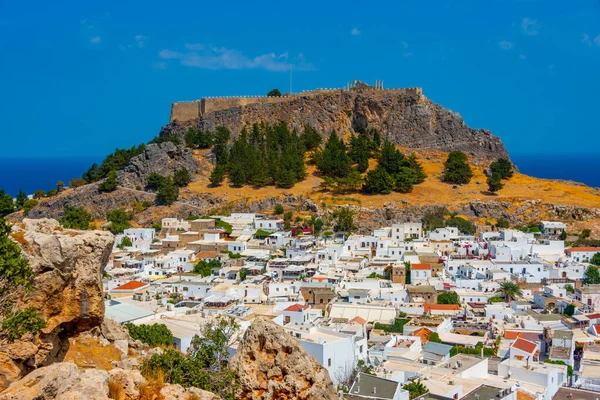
124, 323, 174, 347
60, 206, 92, 230
274, 204, 284, 215
106, 209, 130, 234
98, 170, 119, 193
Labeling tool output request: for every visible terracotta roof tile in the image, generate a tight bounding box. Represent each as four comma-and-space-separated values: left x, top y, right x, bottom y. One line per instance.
567, 247, 600, 252
424, 304, 461, 312
349, 316, 367, 326
114, 280, 147, 291
411, 264, 431, 270
284, 304, 309, 312
512, 337, 538, 354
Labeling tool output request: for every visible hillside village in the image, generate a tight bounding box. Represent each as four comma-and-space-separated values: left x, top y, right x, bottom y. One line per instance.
104, 212, 600, 400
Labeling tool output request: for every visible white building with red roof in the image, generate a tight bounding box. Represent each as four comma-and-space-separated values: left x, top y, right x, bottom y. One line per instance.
509, 337, 540, 362
565, 247, 600, 263
282, 303, 311, 325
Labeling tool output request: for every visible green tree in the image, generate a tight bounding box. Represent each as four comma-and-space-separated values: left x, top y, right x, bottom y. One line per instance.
60, 206, 92, 230
348, 135, 372, 173
316, 131, 352, 178
490, 158, 513, 180
496, 281, 523, 302
267, 88, 282, 97
363, 167, 394, 194
446, 216, 476, 235
403, 380, 428, 399
22, 200, 37, 215
274, 204, 284, 215
106, 209, 130, 234
394, 166, 418, 193
404, 262, 412, 284
590, 253, 600, 267
333, 207, 356, 233
119, 236, 133, 249
212, 127, 231, 166
442, 150, 473, 184
0, 219, 46, 342
559, 230, 567, 240
437, 291, 460, 305
422, 207, 448, 231
564, 303, 575, 317
580, 229, 591, 239
83, 145, 146, 183
300, 125, 322, 151
193, 260, 222, 277
209, 165, 226, 186
564, 284, 575, 294
33, 190, 45, 200
146, 173, 167, 191
185, 128, 198, 148
407, 154, 427, 184
156, 178, 179, 206
69, 178, 87, 188
0, 190, 14, 217
487, 173, 504, 193
15, 190, 27, 210
584, 265, 600, 284
496, 218, 510, 229
335, 170, 363, 193
173, 168, 191, 188
125, 323, 174, 346
56, 181, 65, 192
98, 170, 119, 193
142, 316, 240, 400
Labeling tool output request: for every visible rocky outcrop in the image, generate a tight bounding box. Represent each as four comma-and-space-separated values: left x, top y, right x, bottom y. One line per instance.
229, 317, 337, 400
0, 362, 222, 400
0, 219, 114, 389
26, 184, 156, 220
166, 88, 509, 162
119, 142, 199, 189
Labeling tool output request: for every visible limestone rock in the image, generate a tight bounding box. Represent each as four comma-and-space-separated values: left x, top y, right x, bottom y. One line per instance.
0, 362, 81, 400
101, 318, 130, 342
229, 317, 337, 400
160, 384, 222, 400
108, 368, 144, 399
166, 88, 510, 162
119, 142, 199, 189
0, 220, 114, 389
19, 218, 114, 334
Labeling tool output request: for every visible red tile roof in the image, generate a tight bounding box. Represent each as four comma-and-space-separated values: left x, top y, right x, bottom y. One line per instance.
586, 313, 600, 320
411, 264, 431, 270
284, 304, 309, 312
113, 280, 147, 291
512, 337, 538, 354
411, 327, 432, 344
594, 325, 600, 335
424, 304, 461, 312
566, 247, 600, 252
349, 316, 367, 326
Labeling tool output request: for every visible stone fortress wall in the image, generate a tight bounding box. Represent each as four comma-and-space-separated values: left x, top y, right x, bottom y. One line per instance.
170, 86, 423, 122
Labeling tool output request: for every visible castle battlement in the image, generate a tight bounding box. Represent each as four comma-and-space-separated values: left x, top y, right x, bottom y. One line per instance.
169, 84, 423, 122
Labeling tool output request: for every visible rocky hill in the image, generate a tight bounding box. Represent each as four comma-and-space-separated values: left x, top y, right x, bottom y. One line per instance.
165, 86, 509, 162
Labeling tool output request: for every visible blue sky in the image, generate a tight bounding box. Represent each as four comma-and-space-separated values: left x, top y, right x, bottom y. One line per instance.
1, 0, 599, 159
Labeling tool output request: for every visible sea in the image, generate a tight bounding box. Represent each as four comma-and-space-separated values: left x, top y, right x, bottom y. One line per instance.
0, 157, 101, 197
0, 153, 598, 198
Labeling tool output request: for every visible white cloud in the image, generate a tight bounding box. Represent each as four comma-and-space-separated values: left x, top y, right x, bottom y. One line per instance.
401, 41, 409, 49
521, 18, 540, 35
403, 52, 413, 57
351, 27, 360, 36
90, 36, 101, 44
581, 33, 591, 45
135, 35, 147, 48
498, 40, 514, 50
519, 54, 526, 60
594, 35, 600, 47
158, 45, 314, 72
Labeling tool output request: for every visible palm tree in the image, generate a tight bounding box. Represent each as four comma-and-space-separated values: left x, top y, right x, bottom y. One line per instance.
403, 380, 428, 399
496, 281, 523, 303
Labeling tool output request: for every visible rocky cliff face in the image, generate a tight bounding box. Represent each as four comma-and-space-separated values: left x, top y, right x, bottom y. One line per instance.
229, 317, 337, 400
165, 89, 509, 161
0, 219, 114, 389
119, 142, 199, 189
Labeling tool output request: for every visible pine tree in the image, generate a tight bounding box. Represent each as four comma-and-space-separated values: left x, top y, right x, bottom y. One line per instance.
316, 131, 352, 178
15, 190, 27, 210
443, 151, 473, 184
209, 165, 226, 186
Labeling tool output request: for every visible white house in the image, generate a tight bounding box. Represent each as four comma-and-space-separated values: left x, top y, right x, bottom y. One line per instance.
392, 222, 423, 241
565, 247, 600, 263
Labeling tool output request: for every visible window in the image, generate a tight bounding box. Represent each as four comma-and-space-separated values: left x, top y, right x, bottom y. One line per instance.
328, 358, 332, 367
360, 345, 363, 353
